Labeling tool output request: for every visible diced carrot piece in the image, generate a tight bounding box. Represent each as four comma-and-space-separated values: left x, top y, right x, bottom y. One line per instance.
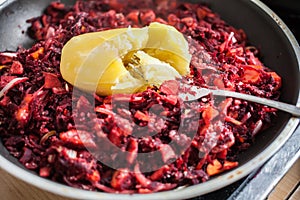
162, 95, 178, 105
241, 65, 261, 83
134, 110, 150, 122
30, 47, 44, 60
126, 10, 139, 24
223, 161, 239, 170
268, 72, 282, 90
238, 136, 245, 143
150, 165, 169, 181
250, 65, 264, 70
202, 106, 219, 124
81, 26, 86, 32
206, 159, 238, 176
43, 72, 62, 88
87, 170, 101, 182
206, 159, 222, 176
15, 93, 33, 126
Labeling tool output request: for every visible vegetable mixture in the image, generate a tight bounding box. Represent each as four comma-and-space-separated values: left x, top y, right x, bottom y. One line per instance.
0, 0, 281, 193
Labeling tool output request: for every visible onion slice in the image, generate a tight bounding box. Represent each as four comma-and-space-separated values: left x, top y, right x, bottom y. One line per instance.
0, 77, 28, 99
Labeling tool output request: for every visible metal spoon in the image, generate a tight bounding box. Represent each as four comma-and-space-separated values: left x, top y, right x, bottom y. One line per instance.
179, 85, 300, 117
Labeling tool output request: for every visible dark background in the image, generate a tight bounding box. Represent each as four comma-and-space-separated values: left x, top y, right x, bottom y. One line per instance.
262, 0, 300, 40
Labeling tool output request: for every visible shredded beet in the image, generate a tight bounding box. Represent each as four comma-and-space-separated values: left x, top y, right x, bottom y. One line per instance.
0, 0, 281, 193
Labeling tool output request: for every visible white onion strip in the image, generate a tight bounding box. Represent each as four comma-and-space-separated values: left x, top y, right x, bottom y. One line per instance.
0, 52, 17, 58
0, 77, 28, 99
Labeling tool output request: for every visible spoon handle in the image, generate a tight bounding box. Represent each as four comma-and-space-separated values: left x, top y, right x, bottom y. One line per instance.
211, 89, 300, 117
179, 85, 300, 117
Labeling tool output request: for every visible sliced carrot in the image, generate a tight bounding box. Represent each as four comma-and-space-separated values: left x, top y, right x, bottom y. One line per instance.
241, 65, 261, 83
87, 170, 101, 182
15, 93, 33, 125
150, 165, 169, 181
249, 65, 264, 70
0, 65, 7, 70
196, 153, 208, 170
207, 159, 238, 176
206, 159, 222, 176
225, 116, 242, 126
223, 160, 239, 170
134, 110, 150, 122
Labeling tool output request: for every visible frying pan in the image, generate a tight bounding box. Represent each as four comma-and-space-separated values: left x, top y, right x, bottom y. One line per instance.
0, 0, 300, 199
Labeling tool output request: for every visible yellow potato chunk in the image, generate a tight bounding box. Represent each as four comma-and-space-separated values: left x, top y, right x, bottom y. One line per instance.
60, 22, 191, 96
145, 22, 191, 75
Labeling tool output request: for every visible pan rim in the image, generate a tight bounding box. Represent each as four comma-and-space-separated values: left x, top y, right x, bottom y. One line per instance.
0, 0, 300, 199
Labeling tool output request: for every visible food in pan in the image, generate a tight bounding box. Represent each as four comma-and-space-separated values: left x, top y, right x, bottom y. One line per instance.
0, 0, 281, 193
